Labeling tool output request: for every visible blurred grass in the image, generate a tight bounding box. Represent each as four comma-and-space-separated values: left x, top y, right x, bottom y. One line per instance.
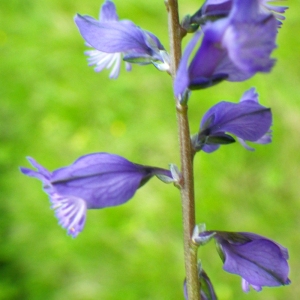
1, 0, 299, 299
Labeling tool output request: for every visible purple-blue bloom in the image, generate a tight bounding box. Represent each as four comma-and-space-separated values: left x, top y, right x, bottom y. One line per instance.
74, 0, 169, 78
192, 88, 272, 153
20, 153, 172, 237
174, 0, 278, 98
211, 231, 291, 292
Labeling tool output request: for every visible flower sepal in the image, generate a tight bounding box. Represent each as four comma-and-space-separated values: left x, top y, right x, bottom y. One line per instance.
192, 132, 235, 152
192, 224, 216, 246
123, 53, 155, 65
123, 49, 170, 72
189, 73, 228, 90
181, 14, 200, 33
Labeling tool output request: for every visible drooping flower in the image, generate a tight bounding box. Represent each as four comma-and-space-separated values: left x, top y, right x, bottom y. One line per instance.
184, 268, 218, 300
174, 0, 278, 98
186, 0, 287, 29
211, 231, 291, 292
20, 153, 172, 237
74, 0, 169, 78
191, 88, 272, 153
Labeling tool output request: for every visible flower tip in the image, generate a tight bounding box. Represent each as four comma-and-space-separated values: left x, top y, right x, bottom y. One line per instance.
68, 227, 80, 238
74, 13, 81, 23
240, 87, 259, 103
19, 167, 30, 175
26, 156, 36, 165
285, 278, 291, 285
74, 14, 88, 29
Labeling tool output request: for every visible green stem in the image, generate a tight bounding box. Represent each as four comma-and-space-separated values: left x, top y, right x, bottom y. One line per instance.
165, 0, 200, 299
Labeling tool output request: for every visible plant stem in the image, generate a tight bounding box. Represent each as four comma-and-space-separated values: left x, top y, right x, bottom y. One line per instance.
165, 0, 200, 299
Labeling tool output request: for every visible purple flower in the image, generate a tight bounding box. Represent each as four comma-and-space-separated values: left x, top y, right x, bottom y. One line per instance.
174, 0, 278, 98
74, 0, 169, 78
188, 0, 287, 28
192, 88, 272, 153
20, 153, 172, 237
211, 231, 291, 291
184, 268, 217, 300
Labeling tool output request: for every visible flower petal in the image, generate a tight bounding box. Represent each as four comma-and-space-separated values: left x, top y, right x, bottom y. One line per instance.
239, 87, 259, 103
174, 30, 202, 98
51, 194, 87, 238
242, 278, 262, 292
100, 0, 119, 22
222, 239, 290, 287
201, 101, 272, 141
189, 20, 228, 81
202, 144, 221, 153
223, 15, 277, 75
75, 14, 148, 54
85, 49, 123, 78
20, 157, 51, 181
50, 153, 154, 208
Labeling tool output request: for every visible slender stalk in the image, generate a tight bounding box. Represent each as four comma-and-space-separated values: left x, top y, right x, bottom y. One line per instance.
165, 0, 200, 299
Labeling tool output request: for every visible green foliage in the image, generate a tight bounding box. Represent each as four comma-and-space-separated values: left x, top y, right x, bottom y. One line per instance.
1, 0, 299, 299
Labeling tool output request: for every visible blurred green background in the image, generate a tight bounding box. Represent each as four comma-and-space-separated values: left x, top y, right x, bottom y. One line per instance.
1, 0, 299, 299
